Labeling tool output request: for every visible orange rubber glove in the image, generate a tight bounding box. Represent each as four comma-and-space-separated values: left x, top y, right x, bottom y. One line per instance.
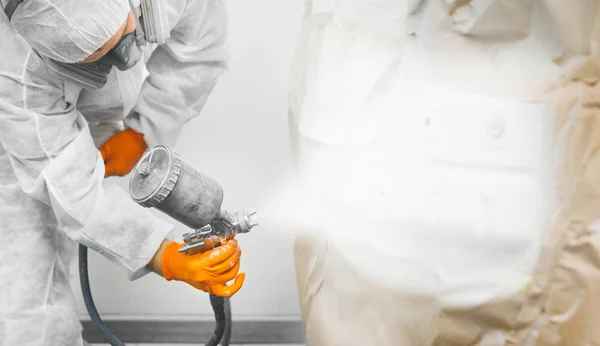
100, 128, 148, 177
162, 239, 245, 297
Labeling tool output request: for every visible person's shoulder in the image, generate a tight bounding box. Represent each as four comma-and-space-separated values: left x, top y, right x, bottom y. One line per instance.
0, 21, 34, 81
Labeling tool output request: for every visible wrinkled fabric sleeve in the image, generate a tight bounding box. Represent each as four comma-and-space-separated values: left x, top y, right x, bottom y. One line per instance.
124, 0, 227, 148
0, 54, 174, 280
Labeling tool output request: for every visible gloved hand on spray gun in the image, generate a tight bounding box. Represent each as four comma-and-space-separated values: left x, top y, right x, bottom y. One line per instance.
128, 145, 254, 298
100, 128, 148, 177
148, 238, 246, 298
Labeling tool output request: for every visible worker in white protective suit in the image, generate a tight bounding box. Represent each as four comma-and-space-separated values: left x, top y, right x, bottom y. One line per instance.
286, 0, 600, 345
0, 0, 245, 345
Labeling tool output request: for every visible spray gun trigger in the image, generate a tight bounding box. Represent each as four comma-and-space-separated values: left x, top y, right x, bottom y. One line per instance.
180, 224, 214, 254
178, 210, 258, 253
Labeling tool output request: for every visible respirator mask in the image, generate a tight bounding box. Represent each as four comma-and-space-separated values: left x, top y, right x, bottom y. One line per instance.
3, 0, 170, 90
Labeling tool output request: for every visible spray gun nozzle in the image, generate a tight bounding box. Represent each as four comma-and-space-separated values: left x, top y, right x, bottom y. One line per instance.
230, 210, 258, 234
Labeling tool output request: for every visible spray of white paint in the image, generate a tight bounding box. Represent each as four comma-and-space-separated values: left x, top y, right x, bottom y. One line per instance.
259, 115, 557, 307
258, 65, 558, 311
250, 0, 570, 311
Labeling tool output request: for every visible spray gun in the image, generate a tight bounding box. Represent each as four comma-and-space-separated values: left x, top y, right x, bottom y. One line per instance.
122, 145, 258, 346
129, 145, 258, 254
79, 145, 254, 346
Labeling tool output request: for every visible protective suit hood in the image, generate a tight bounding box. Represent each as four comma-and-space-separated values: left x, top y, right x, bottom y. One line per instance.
9, 0, 130, 63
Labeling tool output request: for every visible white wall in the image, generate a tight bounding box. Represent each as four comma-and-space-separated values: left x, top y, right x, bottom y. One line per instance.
72, 0, 305, 320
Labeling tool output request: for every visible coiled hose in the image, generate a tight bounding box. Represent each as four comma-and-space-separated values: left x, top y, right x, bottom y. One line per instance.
79, 245, 232, 346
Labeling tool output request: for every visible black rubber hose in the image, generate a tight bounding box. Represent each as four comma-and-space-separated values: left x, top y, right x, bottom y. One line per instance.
79, 244, 232, 346
205, 294, 227, 346
79, 245, 125, 346
222, 297, 232, 346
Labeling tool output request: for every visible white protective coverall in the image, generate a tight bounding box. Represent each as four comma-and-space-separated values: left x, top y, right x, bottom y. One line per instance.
287, 0, 600, 345
0, 0, 226, 344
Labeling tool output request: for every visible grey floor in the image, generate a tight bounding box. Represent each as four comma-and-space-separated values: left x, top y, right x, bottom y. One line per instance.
91, 344, 304, 346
